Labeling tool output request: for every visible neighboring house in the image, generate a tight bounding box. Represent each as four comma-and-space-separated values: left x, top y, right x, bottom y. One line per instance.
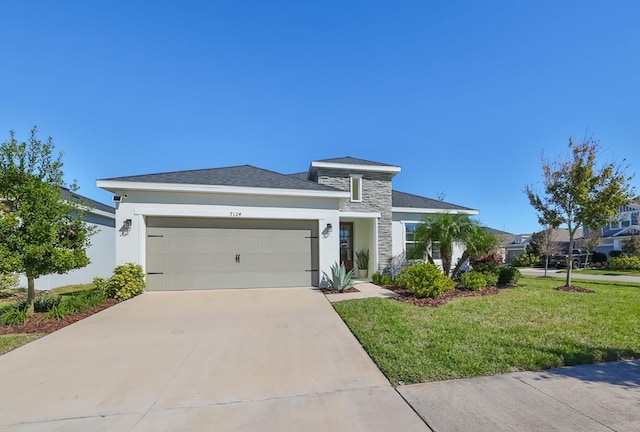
18, 189, 116, 290
97, 156, 477, 291
498, 228, 580, 264
483, 227, 516, 263
590, 200, 640, 256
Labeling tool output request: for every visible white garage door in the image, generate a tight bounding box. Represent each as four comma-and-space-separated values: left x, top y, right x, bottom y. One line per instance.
146, 217, 318, 290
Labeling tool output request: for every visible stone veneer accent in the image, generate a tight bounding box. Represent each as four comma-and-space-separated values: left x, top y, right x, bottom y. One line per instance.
317, 169, 394, 272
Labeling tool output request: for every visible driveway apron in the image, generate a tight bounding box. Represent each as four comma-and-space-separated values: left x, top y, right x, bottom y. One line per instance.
0, 288, 428, 431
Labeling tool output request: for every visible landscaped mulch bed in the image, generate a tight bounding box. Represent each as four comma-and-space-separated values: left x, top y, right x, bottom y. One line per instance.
387, 286, 500, 307
321, 287, 360, 294
554, 286, 596, 293
0, 299, 119, 335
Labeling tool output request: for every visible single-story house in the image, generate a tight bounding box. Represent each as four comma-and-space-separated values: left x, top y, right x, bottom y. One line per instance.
21, 189, 116, 290
97, 157, 477, 291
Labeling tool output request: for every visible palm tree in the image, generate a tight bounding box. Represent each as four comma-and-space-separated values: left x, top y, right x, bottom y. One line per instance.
415, 213, 493, 277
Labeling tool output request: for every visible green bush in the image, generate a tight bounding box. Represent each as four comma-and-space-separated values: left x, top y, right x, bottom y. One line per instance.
0, 273, 20, 291
1, 307, 27, 325
396, 263, 455, 298
498, 266, 521, 286
609, 250, 623, 258
371, 272, 381, 284
460, 271, 487, 291
96, 263, 146, 301
608, 256, 640, 271
380, 274, 393, 286
34, 295, 62, 313
483, 271, 499, 286
46, 304, 70, 320
511, 253, 540, 267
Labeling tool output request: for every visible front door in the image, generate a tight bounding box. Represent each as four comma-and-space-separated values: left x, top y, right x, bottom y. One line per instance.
340, 222, 354, 271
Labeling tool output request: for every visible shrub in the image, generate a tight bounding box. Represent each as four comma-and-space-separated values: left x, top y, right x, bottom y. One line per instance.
97, 263, 146, 301
0, 273, 20, 291
609, 250, 623, 258
483, 271, 499, 286
396, 263, 455, 298
511, 253, 540, 267
371, 272, 381, 284
608, 256, 640, 271
1, 307, 27, 325
380, 274, 393, 286
460, 271, 487, 291
322, 262, 354, 292
33, 295, 62, 313
498, 266, 521, 286
0, 289, 14, 299
46, 304, 70, 320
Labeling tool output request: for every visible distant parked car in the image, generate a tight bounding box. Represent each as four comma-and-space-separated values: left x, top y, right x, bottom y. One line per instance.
549, 248, 590, 269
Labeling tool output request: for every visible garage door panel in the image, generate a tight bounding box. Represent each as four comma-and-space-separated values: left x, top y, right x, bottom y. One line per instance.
145, 218, 317, 290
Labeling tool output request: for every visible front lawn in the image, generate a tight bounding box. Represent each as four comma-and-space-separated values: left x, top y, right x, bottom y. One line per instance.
0, 334, 43, 355
560, 269, 640, 277
333, 276, 640, 385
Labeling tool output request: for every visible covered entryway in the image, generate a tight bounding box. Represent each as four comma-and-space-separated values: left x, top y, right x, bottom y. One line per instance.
145, 217, 318, 290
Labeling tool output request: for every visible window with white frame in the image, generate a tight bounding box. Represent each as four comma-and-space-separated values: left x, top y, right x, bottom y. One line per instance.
431, 241, 441, 260
405, 223, 421, 259
350, 174, 362, 202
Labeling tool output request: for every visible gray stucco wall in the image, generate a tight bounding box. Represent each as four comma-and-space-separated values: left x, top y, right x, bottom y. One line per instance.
317, 169, 394, 272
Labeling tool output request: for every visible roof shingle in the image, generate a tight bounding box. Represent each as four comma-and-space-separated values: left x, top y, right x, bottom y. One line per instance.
392, 190, 476, 212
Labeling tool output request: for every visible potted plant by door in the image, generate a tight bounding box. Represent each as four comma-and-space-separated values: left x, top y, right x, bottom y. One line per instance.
355, 249, 369, 278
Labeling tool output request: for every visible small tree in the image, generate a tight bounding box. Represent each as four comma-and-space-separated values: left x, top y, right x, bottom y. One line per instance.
526, 137, 635, 287
533, 225, 563, 277
621, 234, 640, 257
578, 228, 603, 268
415, 213, 497, 277
0, 127, 94, 312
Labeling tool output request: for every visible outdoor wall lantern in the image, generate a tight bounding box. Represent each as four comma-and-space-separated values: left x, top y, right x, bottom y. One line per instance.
326, 223, 333, 233
123, 219, 132, 230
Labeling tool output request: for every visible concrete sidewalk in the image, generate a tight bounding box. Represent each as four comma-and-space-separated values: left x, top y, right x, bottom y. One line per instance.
399, 360, 640, 432
0, 288, 428, 431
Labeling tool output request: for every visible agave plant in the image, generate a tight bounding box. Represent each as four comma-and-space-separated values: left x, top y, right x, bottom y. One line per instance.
322, 262, 354, 292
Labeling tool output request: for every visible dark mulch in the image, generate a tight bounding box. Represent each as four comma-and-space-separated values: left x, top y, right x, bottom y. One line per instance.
388, 286, 500, 307
0, 299, 119, 335
321, 287, 360, 294
554, 286, 596, 293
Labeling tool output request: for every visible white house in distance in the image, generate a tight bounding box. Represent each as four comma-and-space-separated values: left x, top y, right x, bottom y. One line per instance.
20, 189, 116, 290
97, 157, 477, 291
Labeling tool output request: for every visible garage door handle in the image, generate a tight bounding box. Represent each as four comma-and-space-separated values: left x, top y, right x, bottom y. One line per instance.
147, 272, 163, 275
235, 254, 240, 263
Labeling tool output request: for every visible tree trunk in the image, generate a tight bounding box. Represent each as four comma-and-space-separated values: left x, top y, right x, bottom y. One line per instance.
544, 256, 549, 277
565, 235, 574, 288
26, 275, 35, 314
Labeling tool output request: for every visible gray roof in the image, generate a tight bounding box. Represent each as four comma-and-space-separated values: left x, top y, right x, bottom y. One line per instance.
484, 227, 517, 246
392, 190, 476, 211
287, 171, 310, 180
102, 165, 340, 192
61, 188, 114, 214
313, 156, 396, 167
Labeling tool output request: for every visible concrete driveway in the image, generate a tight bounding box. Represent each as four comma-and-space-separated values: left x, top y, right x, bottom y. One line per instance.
0, 288, 428, 431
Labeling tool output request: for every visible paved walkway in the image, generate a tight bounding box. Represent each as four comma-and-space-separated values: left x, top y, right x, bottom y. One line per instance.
0, 288, 428, 431
399, 360, 640, 432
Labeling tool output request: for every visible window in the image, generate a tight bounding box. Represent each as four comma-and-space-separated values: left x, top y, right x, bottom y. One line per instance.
431, 241, 441, 260
405, 223, 421, 259
350, 174, 362, 202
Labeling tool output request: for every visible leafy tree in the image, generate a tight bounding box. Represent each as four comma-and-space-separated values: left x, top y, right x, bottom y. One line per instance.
415, 213, 498, 277
621, 234, 640, 257
578, 228, 603, 268
0, 127, 94, 312
532, 226, 562, 277
526, 137, 635, 287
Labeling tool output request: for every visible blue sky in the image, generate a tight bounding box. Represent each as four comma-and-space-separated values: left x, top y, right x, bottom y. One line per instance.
2, 1, 639, 234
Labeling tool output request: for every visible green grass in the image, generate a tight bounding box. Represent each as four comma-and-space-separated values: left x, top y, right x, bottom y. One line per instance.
0, 334, 43, 355
559, 269, 640, 277
333, 276, 640, 385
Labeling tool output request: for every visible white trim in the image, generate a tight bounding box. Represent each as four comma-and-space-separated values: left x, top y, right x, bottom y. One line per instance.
311, 161, 401, 174
97, 180, 349, 199
373, 217, 379, 273
612, 225, 640, 236
392, 207, 478, 215
339, 211, 381, 218
133, 204, 327, 221
137, 214, 146, 274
